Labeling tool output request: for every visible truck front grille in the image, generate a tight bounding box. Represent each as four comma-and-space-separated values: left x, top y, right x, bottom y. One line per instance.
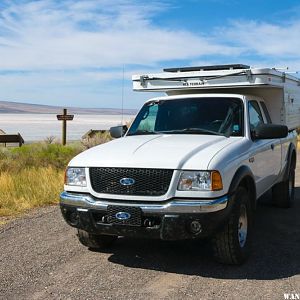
89, 167, 173, 196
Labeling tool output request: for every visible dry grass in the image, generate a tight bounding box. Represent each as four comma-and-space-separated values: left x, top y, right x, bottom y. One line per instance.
0, 136, 115, 219
0, 142, 83, 217
81, 131, 112, 149
0, 167, 64, 217
0, 219, 8, 226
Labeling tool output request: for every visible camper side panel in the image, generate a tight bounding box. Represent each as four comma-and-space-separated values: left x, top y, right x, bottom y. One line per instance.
284, 84, 300, 130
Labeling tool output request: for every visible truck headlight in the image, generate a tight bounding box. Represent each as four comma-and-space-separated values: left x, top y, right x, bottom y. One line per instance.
178, 171, 223, 191
65, 167, 87, 187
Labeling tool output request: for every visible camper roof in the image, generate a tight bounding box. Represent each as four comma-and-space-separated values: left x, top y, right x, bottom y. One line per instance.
132, 64, 300, 93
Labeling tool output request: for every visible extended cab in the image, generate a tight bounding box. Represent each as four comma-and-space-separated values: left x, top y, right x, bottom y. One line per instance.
60, 64, 299, 264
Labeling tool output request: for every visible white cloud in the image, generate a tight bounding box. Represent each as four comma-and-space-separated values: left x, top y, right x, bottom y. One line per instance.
0, 0, 236, 70
221, 20, 300, 57
0, 0, 299, 108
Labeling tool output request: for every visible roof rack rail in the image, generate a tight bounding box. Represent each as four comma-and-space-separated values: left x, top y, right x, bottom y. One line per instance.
163, 64, 251, 73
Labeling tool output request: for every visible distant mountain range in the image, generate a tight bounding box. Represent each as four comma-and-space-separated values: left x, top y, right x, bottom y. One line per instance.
0, 101, 137, 115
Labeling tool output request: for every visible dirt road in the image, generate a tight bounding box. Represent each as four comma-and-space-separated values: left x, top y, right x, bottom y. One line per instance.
1, 177, 300, 299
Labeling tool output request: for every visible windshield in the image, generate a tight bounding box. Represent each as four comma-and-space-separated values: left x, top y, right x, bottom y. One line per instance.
127, 97, 244, 137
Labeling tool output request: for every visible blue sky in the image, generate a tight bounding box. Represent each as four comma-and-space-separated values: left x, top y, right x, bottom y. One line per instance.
0, 0, 299, 109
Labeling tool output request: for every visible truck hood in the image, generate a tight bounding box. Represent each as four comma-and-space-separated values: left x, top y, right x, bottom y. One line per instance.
70, 134, 240, 170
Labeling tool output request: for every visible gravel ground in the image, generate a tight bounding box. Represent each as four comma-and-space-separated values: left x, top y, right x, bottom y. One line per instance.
1, 172, 300, 300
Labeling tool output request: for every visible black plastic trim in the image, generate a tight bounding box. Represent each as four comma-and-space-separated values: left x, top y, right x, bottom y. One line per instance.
283, 143, 297, 181
228, 165, 256, 209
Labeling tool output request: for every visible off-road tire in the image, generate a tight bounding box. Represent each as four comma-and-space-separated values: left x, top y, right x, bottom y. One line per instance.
272, 165, 295, 208
211, 187, 253, 265
77, 229, 117, 249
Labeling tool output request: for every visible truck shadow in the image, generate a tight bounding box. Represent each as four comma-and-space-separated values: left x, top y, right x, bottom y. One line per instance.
105, 187, 300, 280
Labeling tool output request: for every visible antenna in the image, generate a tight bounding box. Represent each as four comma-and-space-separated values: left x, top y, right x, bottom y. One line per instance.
121, 65, 125, 136
121, 65, 125, 124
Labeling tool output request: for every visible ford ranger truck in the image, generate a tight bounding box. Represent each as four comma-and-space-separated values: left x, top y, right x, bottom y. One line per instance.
60, 64, 299, 264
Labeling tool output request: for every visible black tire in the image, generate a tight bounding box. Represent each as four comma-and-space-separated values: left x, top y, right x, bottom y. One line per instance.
77, 229, 117, 249
211, 187, 253, 265
272, 165, 295, 208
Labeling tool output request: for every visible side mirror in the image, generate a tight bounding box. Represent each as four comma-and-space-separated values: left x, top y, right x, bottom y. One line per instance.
252, 124, 288, 139
109, 125, 128, 138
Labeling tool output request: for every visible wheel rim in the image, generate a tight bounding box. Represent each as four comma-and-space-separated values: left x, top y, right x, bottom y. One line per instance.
238, 204, 248, 248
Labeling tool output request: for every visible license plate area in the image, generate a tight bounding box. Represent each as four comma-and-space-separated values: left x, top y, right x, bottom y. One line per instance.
107, 206, 142, 226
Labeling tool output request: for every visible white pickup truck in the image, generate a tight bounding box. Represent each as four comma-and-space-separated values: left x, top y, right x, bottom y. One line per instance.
60, 64, 300, 264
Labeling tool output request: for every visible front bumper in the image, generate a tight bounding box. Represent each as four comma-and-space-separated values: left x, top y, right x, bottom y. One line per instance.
60, 191, 232, 240
60, 191, 228, 213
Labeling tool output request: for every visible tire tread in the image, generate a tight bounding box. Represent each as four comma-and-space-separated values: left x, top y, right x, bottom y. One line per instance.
211, 187, 252, 265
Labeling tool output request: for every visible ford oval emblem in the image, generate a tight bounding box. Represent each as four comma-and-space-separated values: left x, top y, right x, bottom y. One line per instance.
115, 212, 131, 220
120, 177, 135, 186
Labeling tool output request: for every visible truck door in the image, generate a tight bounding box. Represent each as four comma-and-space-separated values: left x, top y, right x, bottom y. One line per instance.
248, 100, 281, 196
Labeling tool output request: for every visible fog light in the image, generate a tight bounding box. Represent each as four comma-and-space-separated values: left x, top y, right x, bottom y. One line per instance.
190, 220, 202, 234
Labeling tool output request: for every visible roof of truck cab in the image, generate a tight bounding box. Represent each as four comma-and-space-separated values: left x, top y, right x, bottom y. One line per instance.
144, 93, 247, 103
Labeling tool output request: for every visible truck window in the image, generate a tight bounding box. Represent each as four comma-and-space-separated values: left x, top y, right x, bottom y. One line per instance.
249, 101, 264, 129
135, 103, 158, 132
260, 101, 272, 124
128, 98, 244, 137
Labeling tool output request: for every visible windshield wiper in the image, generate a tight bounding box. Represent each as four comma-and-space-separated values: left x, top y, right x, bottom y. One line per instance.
128, 128, 229, 137
160, 128, 228, 137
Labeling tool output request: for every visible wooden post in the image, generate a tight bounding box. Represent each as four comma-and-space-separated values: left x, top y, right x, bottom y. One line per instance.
62, 108, 67, 145
57, 109, 74, 145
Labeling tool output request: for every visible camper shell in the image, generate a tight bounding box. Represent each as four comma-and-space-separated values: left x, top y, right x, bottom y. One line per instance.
132, 64, 300, 130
